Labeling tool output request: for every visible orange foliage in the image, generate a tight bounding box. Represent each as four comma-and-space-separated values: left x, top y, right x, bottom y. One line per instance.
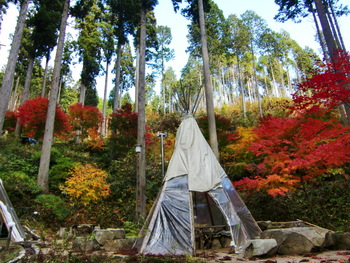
85, 128, 104, 151
60, 163, 110, 205
233, 116, 350, 196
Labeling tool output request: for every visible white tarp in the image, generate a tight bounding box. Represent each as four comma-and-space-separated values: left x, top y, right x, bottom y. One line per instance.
165, 117, 225, 192
0, 179, 26, 242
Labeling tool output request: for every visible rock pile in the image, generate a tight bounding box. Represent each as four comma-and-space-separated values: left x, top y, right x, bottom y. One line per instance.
58, 224, 136, 252
244, 221, 350, 258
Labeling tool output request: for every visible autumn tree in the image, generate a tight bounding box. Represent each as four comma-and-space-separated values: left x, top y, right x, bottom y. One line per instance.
234, 52, 350, 197
16, 97, 71, 139
292, 51, 350, 115
234, 115, 350, 197
109, 103, 138, 157
68, 103, 103, 142
15, 0, 65, 136
60, 163, 110, 206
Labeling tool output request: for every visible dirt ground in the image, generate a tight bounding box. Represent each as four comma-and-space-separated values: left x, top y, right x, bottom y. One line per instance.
195, 248, 350, 262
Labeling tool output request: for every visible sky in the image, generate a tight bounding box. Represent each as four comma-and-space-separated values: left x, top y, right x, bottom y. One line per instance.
0, 0, 349, 99
154, 0, 350, 77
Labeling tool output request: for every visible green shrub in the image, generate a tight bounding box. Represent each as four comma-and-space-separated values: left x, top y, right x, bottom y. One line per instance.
35, 194, 71, 222
243, 175, 350, 231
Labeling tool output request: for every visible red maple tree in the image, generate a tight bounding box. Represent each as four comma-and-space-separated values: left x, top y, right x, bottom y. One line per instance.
234, 51, 350, 196
109, 103, 138, 155
16, 97, 71, 139
68, 103, 103, 141
233, 116, 350, 196
292, 51, 350, 115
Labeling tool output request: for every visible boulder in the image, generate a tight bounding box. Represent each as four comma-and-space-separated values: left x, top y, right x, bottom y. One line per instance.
103, 237, 137, 252
261, 227, 331, 255
72, 237, 100, 252
72, 224, 95, 236
94, 229, 126, 245
243, 239, 278, 258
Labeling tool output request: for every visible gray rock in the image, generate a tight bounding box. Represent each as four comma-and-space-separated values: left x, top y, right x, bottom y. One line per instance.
261, 227, 331, 255
278, 232, 314, 255
94, 229, 126, 245
72, 236, 100, 252
106, 228, 126, 239
103, 237, 137, 252
333, 232, 350, 249
243, 239, 278, 258
72, 224, 95, 236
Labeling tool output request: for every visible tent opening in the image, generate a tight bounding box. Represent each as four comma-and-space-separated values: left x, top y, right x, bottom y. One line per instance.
193, 191, 227, 228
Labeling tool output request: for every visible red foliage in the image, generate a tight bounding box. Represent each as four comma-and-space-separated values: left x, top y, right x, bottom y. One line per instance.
292, 51, 350, 115
233, 52, 350, 196
233, 115, 350, 196
4, 111, 17, 132
68, 103, 103, 140
16, 97, 71, 139
109, 103, 138, 154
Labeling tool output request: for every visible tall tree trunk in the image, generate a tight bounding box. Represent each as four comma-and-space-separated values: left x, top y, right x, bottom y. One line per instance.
314, 0, 337, 59
37, 0, 69, 193
79, 83, 86, 104
329, 2, 346, 51
113, 41, 123, 112
135, 46, 140, 112
198, 0, 219, 159
311, 6, 329, 61
136, 0, 147, 222
250, 40, 263, 118
0, 0, 29, 134
102, 60, 109, 137
41, 54, 50, 97
238, 60, 246, 119
269, 59, 279, 97
9, 76, 20, 111
278, 60, 287, 97
326, 11, 341, 49
15, 56, 34, 136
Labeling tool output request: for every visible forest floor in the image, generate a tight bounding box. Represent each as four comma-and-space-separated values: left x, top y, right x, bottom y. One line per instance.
195, 248, 350, 262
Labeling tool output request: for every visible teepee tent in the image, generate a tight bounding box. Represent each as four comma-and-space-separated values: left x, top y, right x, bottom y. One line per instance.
0, 179, 26, 242
135, 117, 261, 256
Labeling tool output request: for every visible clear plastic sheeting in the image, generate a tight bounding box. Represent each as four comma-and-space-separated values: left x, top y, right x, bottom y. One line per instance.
208, 187, 243, 248
0, 179, 26, 242
139, 175, 194, 256
221, 177, 261, 239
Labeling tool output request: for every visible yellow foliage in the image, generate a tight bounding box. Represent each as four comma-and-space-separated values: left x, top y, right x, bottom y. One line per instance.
60, 163, 110, 205
226, 126, 257, 155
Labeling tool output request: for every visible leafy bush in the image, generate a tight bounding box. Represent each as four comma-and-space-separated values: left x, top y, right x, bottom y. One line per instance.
48, 147, 76, 194
16, 97, 71, 139
0, 137, 41, 204
35, 194, 71, 222
60, 163, 110, 206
